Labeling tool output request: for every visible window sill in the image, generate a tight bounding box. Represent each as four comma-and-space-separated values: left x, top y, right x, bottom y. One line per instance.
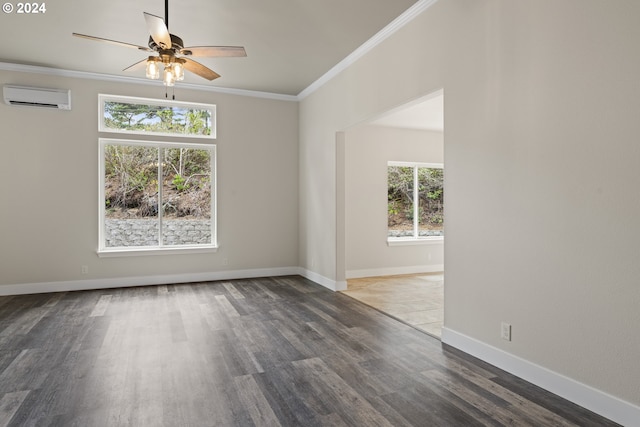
387, 237, 444, 247
98, 245, 218, 257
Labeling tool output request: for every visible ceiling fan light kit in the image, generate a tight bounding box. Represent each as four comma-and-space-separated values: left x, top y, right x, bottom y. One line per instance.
73, 0, 245, 87
145, 55, 186, 86
145, 57, 160, 80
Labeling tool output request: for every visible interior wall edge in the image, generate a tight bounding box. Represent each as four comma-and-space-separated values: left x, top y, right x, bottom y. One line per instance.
299, 268, 347, 291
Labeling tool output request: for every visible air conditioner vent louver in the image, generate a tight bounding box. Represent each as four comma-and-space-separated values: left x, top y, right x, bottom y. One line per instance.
9, 101, 59, 108
3, 85, 71, 110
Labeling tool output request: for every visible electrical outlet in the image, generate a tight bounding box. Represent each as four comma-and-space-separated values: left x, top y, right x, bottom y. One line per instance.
81, 265, 89, 275
221, 257, 229, 266
501, 322, 512, 341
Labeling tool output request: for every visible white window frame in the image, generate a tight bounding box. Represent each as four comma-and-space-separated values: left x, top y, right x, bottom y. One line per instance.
98, 94, 217, 257
98, 94, 216, 139
387, 161, 444, 246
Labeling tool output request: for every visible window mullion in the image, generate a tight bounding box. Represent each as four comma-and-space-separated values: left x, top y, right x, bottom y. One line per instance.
158, 147, 163, 247
413, 166, 419, 238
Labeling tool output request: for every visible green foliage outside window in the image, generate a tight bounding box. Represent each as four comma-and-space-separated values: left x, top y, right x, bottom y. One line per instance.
104, 145, 211, 219
388, 165, 444, 237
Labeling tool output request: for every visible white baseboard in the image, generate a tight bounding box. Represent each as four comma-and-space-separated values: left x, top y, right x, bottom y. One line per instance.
441, 327, 640, 427
346, 264, 444, 279
0, 266, 349, 296
0, 267, 302, 296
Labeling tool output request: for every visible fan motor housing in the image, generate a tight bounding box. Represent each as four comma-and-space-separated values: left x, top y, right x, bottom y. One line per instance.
148, 34, 184, 51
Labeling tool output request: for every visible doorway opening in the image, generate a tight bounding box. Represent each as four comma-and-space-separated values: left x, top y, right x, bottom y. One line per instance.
340, 90, 444, 338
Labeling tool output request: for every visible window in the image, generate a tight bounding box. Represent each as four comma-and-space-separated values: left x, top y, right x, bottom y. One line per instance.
99, 94, 215, 139
388, 162, 443, 242
98, 95, 216, 255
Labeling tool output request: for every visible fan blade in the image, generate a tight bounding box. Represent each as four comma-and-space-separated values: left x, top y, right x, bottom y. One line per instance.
72, 33, 152, 51
123, 58, 148, 72
144, 12, 171, 49
180, 46, 247, 58
182, 58, 220, 81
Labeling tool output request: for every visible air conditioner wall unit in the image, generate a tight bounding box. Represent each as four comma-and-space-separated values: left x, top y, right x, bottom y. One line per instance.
3, 85, 71, 110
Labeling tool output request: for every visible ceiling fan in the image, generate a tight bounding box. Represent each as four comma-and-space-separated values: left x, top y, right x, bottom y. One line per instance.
72, 0, 246, 86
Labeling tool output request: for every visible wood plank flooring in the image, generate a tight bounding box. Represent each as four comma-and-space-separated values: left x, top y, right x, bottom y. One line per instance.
0, 276, 618, 426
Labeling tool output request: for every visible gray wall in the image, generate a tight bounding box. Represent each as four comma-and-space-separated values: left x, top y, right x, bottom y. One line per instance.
0, 71, 299, 287
345, 125, 444, 277
300, 0, 640, 416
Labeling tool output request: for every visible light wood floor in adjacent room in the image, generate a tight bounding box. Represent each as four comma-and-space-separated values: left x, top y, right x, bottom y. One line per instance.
0, 276, 618, 426
343, 273, 444, 338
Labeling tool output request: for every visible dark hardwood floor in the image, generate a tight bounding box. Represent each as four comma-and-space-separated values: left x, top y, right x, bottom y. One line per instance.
0, 276, 618, 426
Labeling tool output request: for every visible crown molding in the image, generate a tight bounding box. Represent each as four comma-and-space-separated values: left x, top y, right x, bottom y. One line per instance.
0, 61, 298, 102
297, 0, 440, 100
1, 0, 438, 102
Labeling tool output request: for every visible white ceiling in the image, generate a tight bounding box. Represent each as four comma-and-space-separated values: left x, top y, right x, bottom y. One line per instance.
0, 0, 418, 96
370, 92, 444, 132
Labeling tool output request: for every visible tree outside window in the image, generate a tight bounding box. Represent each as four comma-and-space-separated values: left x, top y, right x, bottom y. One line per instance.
103, 102, 212, 136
